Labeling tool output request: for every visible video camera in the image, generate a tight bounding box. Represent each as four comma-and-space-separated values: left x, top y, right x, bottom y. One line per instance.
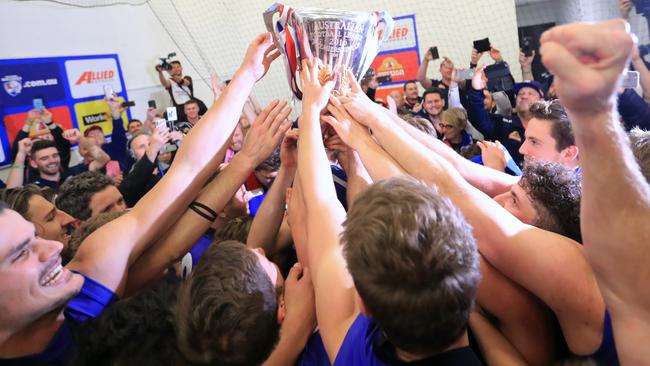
156, 52, 178, 72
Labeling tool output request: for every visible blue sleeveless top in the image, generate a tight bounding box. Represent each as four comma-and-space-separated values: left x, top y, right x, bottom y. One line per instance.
0, 273, 118, 365
590, 310, 618, 365
299, 314, 482, 366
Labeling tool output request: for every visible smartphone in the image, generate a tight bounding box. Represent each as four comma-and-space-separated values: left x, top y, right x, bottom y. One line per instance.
121, 101, 136, 108
456, 69, 475, 80
473, 38, 491, 53
521, 36, 534, 57
166, 106, 178, 122
148, 100, 157, 109
429, 46, 440, 60
103, 84, 115, 99
33, 98, 44, 112
155, 118, 168, 131
622, 70, 640, 89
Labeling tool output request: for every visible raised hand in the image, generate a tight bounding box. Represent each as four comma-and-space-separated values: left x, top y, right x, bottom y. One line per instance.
489, 47, 503, 62
40, 107, 53, 124
471, 48, 484, 65
282, 263, 316, 336
17, 138, 33, 155
280, 128, 299, 171
472, 65, 487, 90
321, 95, 371, 150
240, 100, 292, 164
62, 128, 82, 142
150, 126, 170, 153
478, 140, 506, 172
337, 69, 382, 126
619, 0, 633, 18
300, 58, 335, 112
540, 19, 636, 117
240, 33, 281, 82
519, 50, 535, 67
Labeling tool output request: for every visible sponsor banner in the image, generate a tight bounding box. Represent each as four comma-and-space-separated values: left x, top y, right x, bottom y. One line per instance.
0, 54, 129, 166
0, 62, 65, 106
74, 98, 128, 136
378, 15, 418, 53
65, 58, 123, 99
4, 106, 74, 146
370, 50, 420, 85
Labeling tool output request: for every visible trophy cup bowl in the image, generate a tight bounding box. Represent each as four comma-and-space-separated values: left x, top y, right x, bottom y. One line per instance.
264, 3, 394, 100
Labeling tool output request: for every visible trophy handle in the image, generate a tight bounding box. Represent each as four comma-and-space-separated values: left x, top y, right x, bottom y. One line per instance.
375, 11, 395, 44
263, 3, 303, 99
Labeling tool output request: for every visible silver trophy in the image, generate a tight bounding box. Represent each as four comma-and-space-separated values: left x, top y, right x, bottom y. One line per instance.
264, 3, 394, 99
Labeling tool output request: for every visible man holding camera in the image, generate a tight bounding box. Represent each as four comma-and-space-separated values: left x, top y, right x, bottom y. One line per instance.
155, 60, 207, 120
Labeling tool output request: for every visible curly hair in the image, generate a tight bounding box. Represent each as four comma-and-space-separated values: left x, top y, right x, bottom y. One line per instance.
56, 172, 115, 221
629, 127, 650, 183
519, 161, 582, 242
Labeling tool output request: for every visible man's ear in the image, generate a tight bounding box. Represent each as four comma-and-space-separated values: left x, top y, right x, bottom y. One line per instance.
29, 158, 38, 169
561, 144, 579, 162
277, 295, 285, 325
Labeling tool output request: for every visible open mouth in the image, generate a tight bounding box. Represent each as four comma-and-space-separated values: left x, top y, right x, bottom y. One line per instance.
40, 263, 69, 287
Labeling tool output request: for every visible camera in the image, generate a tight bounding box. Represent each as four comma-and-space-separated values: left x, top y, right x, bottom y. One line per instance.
156, 52, 177, 72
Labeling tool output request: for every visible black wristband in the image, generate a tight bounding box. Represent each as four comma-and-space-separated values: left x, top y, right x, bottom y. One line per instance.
189, 201, 218, 222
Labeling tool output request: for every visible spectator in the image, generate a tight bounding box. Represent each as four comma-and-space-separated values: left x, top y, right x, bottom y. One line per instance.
440, 108, 474, 153
519, 100, 579, 169
11, 107, 72, 169
118, 127, 169, 207
126, 119, 143, 136
416, 88, 446, 137
24, 139, 91, 190
396, 80, 422, 115
56, 171, 126, 222
468, 66, 545, 165
156, 60, 207, 119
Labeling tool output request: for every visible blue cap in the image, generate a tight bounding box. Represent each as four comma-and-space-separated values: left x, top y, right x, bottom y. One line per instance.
514, 80, 545, 98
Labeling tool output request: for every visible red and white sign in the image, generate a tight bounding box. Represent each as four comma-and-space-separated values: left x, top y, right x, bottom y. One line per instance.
379, 16, 418, 53
64, 58, 122, 99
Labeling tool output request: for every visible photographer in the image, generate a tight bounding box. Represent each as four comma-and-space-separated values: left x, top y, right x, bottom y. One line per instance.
155, 59, 207, 120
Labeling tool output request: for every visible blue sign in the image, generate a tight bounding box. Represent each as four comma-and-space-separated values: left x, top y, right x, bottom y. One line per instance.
0, 61, 66, 106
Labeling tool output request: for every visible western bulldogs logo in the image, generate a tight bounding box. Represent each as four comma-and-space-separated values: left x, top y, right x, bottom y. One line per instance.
2, 75, 22, 97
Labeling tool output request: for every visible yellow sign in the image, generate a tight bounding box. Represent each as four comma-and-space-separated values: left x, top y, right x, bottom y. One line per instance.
73, 98, 128, 136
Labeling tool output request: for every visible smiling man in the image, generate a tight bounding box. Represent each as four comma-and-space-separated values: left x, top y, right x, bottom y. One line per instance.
519, 100, 579, 170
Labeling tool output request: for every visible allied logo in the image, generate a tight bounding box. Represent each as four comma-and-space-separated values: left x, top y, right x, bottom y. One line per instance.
2, 75, 23, 96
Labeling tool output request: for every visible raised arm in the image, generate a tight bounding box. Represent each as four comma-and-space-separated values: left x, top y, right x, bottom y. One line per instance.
358, 90, 605, 356
338, 73, 518, 196
6, 138, 31, 188
541, 19, 650, 364
246, 128, 297, 255
156, 65, 172, 89
519, 50, 535, 81
69, 33, 281, 296
417, 49, 434, 89
297, 59, 356, 362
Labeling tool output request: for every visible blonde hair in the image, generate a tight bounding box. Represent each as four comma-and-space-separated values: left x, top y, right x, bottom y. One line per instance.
441, 108, 468, 130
